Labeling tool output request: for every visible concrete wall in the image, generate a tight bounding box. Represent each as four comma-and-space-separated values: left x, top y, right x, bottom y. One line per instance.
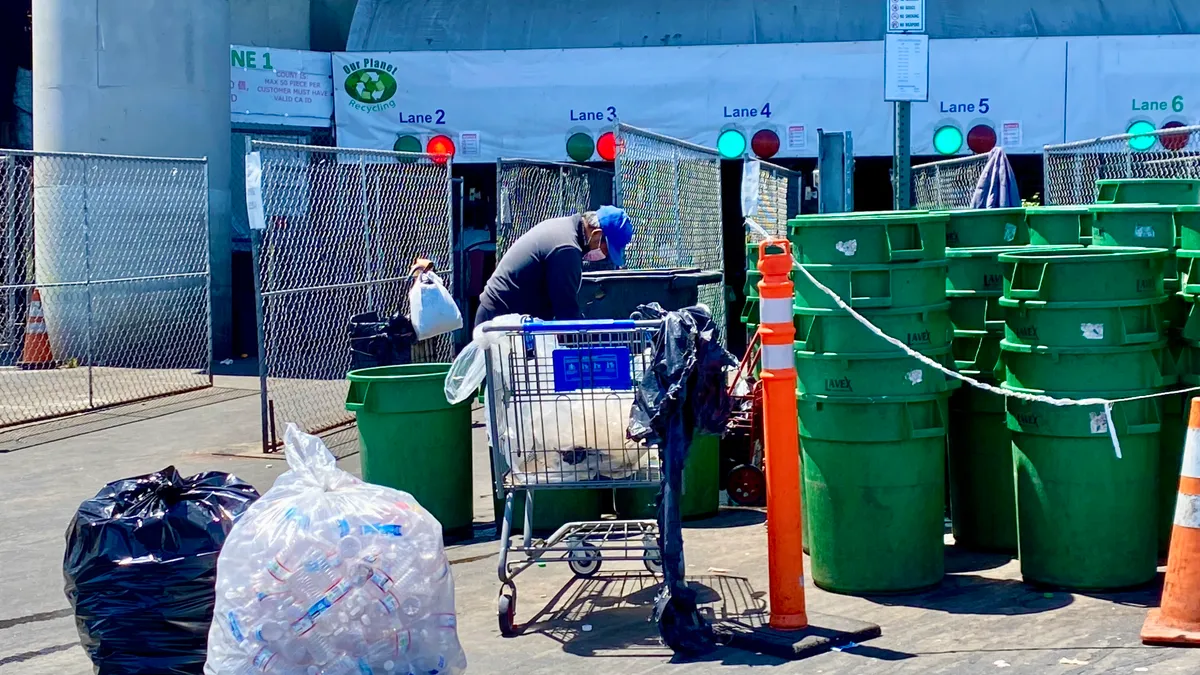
348, 0, 1200, 51
32, 0, 232, 362
231, 0, 310, 50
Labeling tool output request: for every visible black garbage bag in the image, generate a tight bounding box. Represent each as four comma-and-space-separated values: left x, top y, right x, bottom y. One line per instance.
63, 467, 260, 675
349, 310, 416, 371
629, 303, 736, 657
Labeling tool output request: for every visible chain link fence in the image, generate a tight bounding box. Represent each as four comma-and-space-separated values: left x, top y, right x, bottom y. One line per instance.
613, 123, 726, 336
1, 149, 212, 428
250, 141, 454, 448
751, 160, 801, 236
495, 159, 613, 260
1044, 125, 1200, 205
911, 153, 991, 210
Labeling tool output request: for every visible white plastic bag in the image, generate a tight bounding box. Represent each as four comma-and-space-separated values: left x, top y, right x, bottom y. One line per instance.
443, 313, 524, 405
409, 271, 462, 340
205, 424, 465, 675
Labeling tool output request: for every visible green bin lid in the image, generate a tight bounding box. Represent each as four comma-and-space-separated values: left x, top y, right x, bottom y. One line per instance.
932, 207, 1025, 218
1176, 205, 1200, 213
1089, 204, 1179, 213
787, 210, 944, 228
946, 244, 1069, 259
997, 245, 1169, 264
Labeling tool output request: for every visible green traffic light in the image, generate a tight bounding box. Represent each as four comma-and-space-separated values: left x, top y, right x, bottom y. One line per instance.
717, 129, 747, 159
393, 135, 422, 153
566, 132, 595, 162
933, 125, 963, 155
1127, 120, 1157, 151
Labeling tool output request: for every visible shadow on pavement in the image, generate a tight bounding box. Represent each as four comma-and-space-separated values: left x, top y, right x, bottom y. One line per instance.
943, 543, 1015, 574
864, 572, 1074, 615
684, 507, 766, 529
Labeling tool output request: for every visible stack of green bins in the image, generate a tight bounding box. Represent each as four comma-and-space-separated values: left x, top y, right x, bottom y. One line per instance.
1000, 246, 1174, 589
1025, 206, 1091, 246
1092, 178, 1200, 556
788, 210, 956, 594
936, 207, 1028, 553
1169, 202, 1200, 554
741, 241, 762, 340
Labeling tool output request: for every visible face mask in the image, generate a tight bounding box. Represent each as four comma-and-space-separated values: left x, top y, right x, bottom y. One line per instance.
583, 248, 607, 262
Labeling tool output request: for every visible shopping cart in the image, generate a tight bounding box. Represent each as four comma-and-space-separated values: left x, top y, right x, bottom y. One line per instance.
482, 318, 665, 636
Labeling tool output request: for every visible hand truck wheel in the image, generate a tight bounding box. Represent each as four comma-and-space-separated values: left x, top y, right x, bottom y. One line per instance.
567, 540, 602, 578
642, 534, 664, 575
727, 463, 767, 506
497, 582, 517, 637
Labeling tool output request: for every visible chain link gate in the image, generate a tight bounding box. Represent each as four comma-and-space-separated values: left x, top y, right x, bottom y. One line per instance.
250, 141, 454, 449
1044, 125, 1200, 205
1, 149, 212, 428
612, 123, 726, 337
911, 153, 991, 210
752, 159, 801, 236
495, 159, 613, 259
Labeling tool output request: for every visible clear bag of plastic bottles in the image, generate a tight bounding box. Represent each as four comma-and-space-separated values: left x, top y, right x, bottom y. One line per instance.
204, 424, 466, 675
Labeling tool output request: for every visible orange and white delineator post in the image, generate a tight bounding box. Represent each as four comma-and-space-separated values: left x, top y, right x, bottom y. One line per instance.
17, 288, 56, 370
756, 239, 808, 630
1142, 396, 1200, 645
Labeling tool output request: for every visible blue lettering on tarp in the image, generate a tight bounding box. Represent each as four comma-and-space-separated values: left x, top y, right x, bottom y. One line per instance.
552, 347, 632, 392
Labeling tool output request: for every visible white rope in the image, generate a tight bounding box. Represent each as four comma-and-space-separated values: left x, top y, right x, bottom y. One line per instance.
745, 218, 1200, 459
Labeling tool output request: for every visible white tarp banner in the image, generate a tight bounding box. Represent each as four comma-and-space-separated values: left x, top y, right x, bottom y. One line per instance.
231, 45, 334, 128
331, 35, 1200, 161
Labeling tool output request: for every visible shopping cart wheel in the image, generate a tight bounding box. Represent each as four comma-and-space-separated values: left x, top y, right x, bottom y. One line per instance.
567, 541, 602, 578
727, 464, 766, 506
497, 583, 517, 637
642, 535, 664, 575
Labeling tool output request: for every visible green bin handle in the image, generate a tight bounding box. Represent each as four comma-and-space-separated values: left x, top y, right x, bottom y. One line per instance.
1117, 397, 1163, 435
793, 314, 821, 352
847, 268, 893, 309
1183, 256, 1200, 296
1118, 306, 1161, 345
345, 380, 370, 412
1096, 182, 1118, 203
905, 397, 947, 439
1150, 347, 1177, 389
1006, 260, 1048, 300
886, 222, 927, 262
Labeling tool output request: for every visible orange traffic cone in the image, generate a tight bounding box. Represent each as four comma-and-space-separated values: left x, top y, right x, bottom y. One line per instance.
1142, 396, 1200, 645
17, 288, 56, 370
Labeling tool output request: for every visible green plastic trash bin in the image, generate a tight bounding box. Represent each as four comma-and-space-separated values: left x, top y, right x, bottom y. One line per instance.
999, 340, 1176, 393
1177, 205, 1200, 251
936, 208, 1028, 248
346, 363, 474, 538
998, 297, 1169, 349
999, 247, 1169, 305
948, 380, 1016, 552
798, 392, 948, 593
1096, 178, 1200, 205
613, 433, 720, 521
794, 260, 948, 311
793, 303, 952, 354
1090, 204, 1181, 290
794, 345, 960, 397
1006, 385, 1161, 589
787, 211, 947, 265
493, 489, 609, 535
947, 293, 1006, 334
1025, 206, 1091, 246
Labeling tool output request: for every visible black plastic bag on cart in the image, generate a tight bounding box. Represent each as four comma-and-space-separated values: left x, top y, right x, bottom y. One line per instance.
63, 467, 259, 675
349, 310, 416, 370
628, 303, 736, 657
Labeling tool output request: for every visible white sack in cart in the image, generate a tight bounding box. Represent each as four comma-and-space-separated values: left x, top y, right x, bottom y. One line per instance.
205, 425, 465, 675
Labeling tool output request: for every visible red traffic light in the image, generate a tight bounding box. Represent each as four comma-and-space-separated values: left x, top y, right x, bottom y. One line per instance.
966, 124, 997, 154
1161, 120, 1190, 152
596, 131, 617, 162
427, 134, 455, 163
751, 129, 780, 159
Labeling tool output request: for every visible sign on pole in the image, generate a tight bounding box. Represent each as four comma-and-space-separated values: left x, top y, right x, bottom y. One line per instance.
886, 0, 926, 33
884, 33, 930, 102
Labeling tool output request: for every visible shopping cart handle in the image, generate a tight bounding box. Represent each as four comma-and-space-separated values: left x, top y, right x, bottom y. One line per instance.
521, 319, 639, 332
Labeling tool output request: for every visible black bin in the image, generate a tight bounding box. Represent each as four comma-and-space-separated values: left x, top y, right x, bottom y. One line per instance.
578, 268, 723, 320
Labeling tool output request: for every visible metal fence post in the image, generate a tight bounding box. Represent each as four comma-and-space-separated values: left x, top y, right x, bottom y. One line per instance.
360, 153, 375, 312
202, 157, 213, 384
3, 154, 15, 351
82, 158, 95, 407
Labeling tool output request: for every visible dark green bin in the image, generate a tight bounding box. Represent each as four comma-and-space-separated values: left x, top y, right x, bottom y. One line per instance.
947, 292, 1006, 334
794, 260, 948, 311
799, 392, 948, 593
794, 303, 952, 354
613, 433, 720, 521
346, 363, 474, 537
948, 380, 1016, 552
998, 297, 1170, 349
1025, 206, 1091, 246
999, 247, 1169, 304
936, 208, 1028, 248
1006, 385, 1161, 589
999, 340, 1176, 393
795, 345, 960, 397
1090, 204, 1180, 291
1176, 205, 1200, 251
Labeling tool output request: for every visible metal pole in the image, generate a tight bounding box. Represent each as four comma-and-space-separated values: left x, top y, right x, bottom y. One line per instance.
202, 159, 213, 385
248, 139, 271, 454
893, 101, 912, 210
670, 148, 685, 267
82, 159, 94, 407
